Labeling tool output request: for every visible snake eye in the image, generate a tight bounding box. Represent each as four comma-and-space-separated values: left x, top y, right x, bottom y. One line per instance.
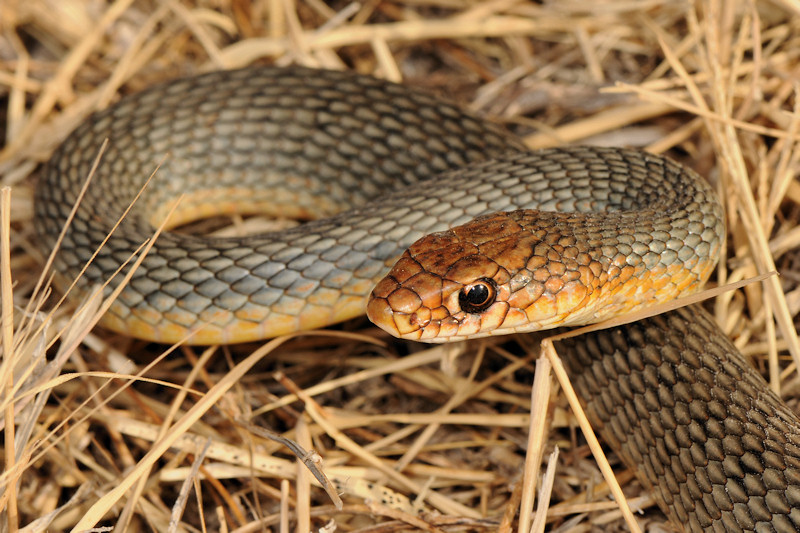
458, 278, 497, 314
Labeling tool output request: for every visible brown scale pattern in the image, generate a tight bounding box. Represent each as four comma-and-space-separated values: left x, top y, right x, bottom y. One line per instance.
557, 307, 800, 532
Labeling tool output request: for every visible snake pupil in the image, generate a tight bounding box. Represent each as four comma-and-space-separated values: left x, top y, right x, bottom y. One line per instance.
458, 278, 497, 313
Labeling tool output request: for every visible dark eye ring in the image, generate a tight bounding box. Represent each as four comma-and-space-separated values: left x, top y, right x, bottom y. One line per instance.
458, 278, 498, 314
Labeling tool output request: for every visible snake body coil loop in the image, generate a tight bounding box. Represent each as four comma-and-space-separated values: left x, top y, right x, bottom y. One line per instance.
35, 66, 800, 531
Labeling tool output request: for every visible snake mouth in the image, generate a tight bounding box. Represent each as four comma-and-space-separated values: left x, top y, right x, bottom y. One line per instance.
367, 299, 423, 339
366, 287, 466, 342
366, 285, 442, 340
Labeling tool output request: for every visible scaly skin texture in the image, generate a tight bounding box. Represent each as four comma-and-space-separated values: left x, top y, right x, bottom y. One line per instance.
35, 66, 526, 344
367, 148, 723, 341
36, 65, 800, 531
557, 307, 800, 532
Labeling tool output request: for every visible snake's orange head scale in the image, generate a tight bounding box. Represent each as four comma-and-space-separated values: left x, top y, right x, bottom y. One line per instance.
367, 210, 607, 342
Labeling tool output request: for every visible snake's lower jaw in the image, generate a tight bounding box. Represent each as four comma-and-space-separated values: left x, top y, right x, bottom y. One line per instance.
366, 294, 460, 342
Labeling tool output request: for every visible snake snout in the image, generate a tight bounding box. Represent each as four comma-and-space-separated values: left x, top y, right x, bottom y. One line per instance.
367, 252, 462, 341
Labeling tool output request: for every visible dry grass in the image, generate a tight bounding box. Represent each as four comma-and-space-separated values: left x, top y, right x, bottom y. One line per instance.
2, 0, 800, 531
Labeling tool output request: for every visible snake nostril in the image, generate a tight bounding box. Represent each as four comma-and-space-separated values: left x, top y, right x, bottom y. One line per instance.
387, 287, 422, 314
458, 278, 497, 313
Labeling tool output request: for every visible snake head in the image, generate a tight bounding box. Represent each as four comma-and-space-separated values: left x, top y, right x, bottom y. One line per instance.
367, 210, 603, 342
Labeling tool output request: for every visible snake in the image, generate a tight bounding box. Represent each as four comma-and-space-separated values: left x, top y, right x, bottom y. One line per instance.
34, 66, 800, 531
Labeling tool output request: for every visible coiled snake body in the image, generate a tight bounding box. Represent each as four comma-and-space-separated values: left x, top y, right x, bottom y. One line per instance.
35, 66, 800, 531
